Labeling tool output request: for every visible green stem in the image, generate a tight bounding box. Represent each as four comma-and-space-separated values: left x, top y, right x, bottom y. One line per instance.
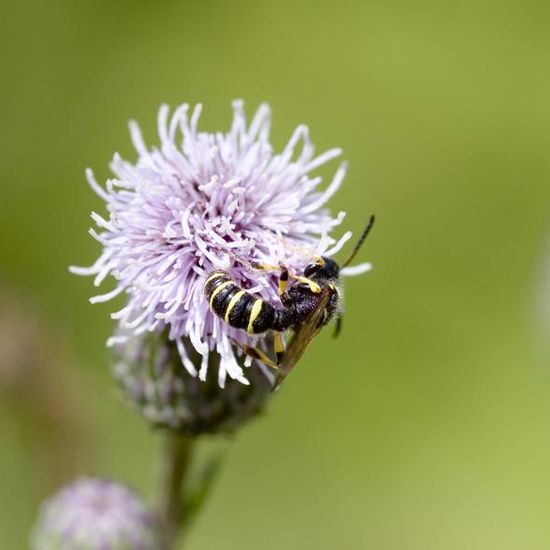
156, 432, 194, 550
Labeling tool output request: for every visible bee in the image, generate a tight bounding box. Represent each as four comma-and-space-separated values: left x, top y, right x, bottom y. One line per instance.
203, 215, 375, 383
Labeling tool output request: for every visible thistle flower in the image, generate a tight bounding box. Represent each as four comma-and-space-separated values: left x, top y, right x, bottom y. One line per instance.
71, 101, 370, 386
31, 478, 159, 550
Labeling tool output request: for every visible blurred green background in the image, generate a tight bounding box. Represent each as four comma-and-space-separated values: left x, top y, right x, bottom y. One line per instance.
2, 0, 550, 548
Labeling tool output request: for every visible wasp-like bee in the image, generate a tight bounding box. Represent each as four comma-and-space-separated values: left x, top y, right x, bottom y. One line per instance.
204, 216, 375, 380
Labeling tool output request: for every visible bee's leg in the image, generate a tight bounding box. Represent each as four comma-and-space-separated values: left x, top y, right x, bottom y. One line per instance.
273, 331, 285, 364
250, 263, 291, 300
249, 262, 320, 296
333, 315, 343, 338
250, 262, 282, 272
278, 267, 289, 297
289, 275, 321, 294
235, 341, 279, 369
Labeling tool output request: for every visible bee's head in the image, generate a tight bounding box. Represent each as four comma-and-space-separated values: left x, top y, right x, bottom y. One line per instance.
303, 256, 340, 282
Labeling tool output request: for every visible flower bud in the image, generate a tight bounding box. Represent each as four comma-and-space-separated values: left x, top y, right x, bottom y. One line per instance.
114, 333, 272, 435
31, 477, 160, 550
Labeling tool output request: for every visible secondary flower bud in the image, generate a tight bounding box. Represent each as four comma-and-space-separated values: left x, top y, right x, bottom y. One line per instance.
31, 478, 159, 550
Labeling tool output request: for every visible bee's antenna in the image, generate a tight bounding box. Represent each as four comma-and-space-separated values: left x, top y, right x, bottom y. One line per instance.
341, 215, 375, 268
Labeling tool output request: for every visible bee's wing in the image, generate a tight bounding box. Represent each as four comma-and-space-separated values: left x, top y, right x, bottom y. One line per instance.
274, 287, 332, 389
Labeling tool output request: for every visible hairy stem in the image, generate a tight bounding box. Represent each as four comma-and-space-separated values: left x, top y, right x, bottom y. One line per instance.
156, 432, 194, 550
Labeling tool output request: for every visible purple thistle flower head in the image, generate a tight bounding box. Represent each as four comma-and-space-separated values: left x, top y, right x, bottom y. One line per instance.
31, 477, 159, 549
71, 101, 371, 387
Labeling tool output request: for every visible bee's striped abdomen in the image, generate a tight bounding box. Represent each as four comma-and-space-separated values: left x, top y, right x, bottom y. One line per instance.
204, 270, 288, 335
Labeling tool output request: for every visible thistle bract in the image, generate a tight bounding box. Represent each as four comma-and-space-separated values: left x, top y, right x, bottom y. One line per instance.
114, 332, 272, 435
72, 101, 365, 386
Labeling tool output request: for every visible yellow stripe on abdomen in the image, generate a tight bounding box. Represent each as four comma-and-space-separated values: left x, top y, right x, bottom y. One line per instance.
224, 290, 246, 323
208, 281, 233, 309
204, 271, 225, 287
247, 299, 264, 334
